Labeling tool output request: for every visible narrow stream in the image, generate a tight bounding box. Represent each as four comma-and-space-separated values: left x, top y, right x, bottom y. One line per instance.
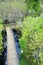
0, 29, 21, 65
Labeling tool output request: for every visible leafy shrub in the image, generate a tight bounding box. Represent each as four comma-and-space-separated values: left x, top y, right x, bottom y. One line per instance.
0, 19, 3, 24
0, 19, 3, 55
19, 17, 43, 65
0, 31, 3, 55
25, 0, 41, 16
0, 1, 27, 22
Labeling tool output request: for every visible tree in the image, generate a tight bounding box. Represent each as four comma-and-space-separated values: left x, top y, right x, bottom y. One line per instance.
25, 0, 41, 16
0, 1, 27, 23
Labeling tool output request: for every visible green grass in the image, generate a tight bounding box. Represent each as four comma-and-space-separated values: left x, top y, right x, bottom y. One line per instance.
20, 55, 29, 65
20, 59, 28, 65
0, 24, 3, 29
0, 19, 3, 29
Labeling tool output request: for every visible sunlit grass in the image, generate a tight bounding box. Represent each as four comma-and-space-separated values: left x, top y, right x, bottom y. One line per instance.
0, 24, 3, 30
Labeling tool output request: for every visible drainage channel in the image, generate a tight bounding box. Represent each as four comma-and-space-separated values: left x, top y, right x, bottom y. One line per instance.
1, 29, 21, 65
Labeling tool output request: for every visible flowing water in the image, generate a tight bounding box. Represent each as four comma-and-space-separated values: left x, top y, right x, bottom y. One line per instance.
0, 29, 21, 65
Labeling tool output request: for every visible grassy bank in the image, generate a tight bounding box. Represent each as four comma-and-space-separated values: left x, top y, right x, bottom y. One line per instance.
20, 54, 29, 65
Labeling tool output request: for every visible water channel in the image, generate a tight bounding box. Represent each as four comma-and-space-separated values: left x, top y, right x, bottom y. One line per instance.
0, 29, 21, 65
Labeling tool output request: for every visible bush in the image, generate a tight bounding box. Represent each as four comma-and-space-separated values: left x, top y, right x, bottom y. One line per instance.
0, 19, 3, 55
0, 31, 3, 55
25, 0, 41, 16
19, 17, 43, 65
0, 1, 27, 22
0, 19, 3, 24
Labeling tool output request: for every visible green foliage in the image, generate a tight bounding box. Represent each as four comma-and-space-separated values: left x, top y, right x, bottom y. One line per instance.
0, 19, 3, 24
0, 31, 3, 55
0, 19, 3, 29
0, 19, 3, 55
25, 0, 41, 16
20, 58, 29, 65
0, 1, 27, 22
19, 17, 43, 65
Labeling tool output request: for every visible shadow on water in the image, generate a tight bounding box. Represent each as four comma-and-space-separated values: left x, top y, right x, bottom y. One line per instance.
0, 29, 21, 65
0, 52, 4, 65
1, 30, 7, 65
0, 48, 7, 65
12, 29, 21, 59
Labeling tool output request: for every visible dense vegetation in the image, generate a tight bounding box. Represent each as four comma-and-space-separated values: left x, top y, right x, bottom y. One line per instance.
0, 19, 3, 55
0, 1, 26, 22
19, 17, 43, 65
25, 0, 41, 16
0, 32, 3, 55
0, 0, 43, 65
0, 0, 42, 22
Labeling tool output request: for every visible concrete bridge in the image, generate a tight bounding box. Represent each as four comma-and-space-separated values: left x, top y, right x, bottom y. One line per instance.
6, 27, 20, 65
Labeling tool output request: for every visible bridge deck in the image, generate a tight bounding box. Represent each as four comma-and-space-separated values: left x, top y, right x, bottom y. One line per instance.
6, 27, 20, 65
